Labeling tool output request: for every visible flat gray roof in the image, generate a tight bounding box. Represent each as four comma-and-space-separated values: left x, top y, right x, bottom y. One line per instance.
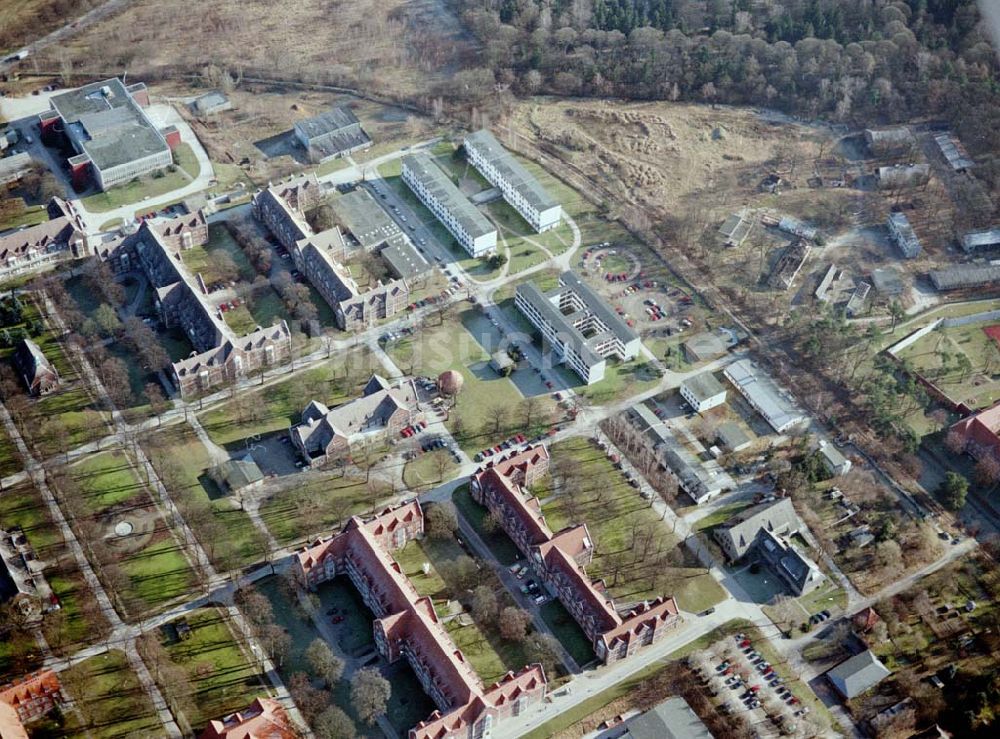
403, 152, 495, 240
0, 152, 33, 182
49, 77, 168, 173
558, 270, 638, 345
332, 188, 400, 248
622, 696, 713, 739
465, 129, 558, 213
380, 240, 430, 281
961, 227, 1000, 253
934, 132, 974, 170
930, 264, 1000, 290
889, 212, 921, 257
682, 371, 726, 402
516, 280, 603, 368
724, 359, 804, 432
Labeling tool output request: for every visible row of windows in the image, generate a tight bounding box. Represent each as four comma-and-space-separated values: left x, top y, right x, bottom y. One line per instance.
402, 168, 495, 257
100, 150, 173, 189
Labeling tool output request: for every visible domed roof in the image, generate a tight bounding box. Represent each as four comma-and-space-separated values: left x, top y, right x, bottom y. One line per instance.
437, 370, 464, 396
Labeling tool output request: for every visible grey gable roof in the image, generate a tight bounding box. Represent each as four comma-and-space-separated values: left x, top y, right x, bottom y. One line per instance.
716, 497, 799, 559
827, 650, 891, 698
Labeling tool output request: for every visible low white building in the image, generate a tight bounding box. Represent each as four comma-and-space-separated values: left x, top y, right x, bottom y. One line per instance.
680, 371, 727, 413
818, 441, 852, 477
724, 359, 805, 434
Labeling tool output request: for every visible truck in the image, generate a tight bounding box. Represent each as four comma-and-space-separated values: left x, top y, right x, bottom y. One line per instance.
3, 49, 30, 63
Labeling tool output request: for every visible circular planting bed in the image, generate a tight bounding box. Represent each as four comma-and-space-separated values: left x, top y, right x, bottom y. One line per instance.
102, 507, 157, 554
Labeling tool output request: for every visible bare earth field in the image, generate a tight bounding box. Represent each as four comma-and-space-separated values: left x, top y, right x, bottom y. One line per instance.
35, 0, 474, 98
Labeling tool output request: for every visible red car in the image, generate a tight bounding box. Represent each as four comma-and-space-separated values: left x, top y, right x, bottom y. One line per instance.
515, 433, 526, 443
739, 640, 751, 648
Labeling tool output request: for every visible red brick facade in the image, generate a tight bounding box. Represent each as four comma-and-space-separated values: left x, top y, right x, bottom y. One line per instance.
470, 445, 681, 665
0, 670, 61, 730
293, 501, 547, 739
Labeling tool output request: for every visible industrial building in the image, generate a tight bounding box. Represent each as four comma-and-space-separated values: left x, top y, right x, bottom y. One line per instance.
293, 106, 371, 163
515, 271, 641, 385
464, 129, 562, 232
724, 359, 805, 433
960, 227, 1000, 254
42, 79, 175, 191
934, 132, 974, 171
402, 152, 497, 257
929, 264, 1000, 291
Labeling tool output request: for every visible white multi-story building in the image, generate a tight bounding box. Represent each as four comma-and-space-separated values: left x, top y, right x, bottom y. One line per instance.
516, 271, 641, 385
464, 129, 562, 232
401, 153, 497, 258
887, 212, 921, 259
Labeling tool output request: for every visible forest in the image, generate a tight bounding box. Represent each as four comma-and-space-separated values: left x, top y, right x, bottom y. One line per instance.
452, 0, 1000, 195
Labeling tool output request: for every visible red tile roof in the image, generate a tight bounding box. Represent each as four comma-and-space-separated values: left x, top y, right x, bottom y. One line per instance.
598, 597, 680, 654
295, 501, 547, 739
951, 403, 1000, 459
0, 670, 61, 712
199, 696, 297, 739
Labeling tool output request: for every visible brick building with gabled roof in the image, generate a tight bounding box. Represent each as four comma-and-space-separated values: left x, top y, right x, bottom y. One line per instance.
293, 501, 547, 739
470, 446, 681, 665
950, 402, 1000, 462
199, 696, 298, 739
0, 670, 62, 735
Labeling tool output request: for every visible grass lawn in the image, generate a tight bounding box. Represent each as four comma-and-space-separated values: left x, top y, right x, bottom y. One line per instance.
552, 355, 662, 405
72, 450, 145, 513
69, 450, 197, 612
691, 501, 754, 532
402, 449, 458, 491
316, 157, 351, 176
258, 473, 373, 547
539, 600, 595, 667
544, 437, 725, 611
53, 650, 161, 739
158, 608, 266, 731
32, 385, 111, 453
452, 485, 521, 566
142, 426, 264, 571
198, 350, 377, 448
82, 143, 201, 212
386, 310, 557, 452
0, 201, 48, 231
0, 426, 22, 477
394, 536, 536, 684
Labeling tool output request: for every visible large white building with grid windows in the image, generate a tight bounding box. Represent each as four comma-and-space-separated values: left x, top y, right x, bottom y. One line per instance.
516, 271, 641, 384
401, 152, 497, 258
464, 129, 562, 233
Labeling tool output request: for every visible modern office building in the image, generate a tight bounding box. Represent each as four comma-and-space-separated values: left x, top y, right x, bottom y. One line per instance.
464, 129, 562, 232
401, 152, 497, 257
515, 271, 641, 385
43, 78, 175, 191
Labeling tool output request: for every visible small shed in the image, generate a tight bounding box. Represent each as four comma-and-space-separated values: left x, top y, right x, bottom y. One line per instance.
716, 422, 752, 453
489, 351, 514, 376
214, 454, 264, 494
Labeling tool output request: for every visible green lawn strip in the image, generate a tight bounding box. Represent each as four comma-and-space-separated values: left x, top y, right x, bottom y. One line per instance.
141, 426, 263, 571
120, 537, 197, 609
669, 569, 728, 614
258, 473, 372, 547
402, 449, 458, 491
692, 501, 754, 533
160, 608, 267, 730
0, 426, 22, 477
539, 600, 595, 666
452, 485, 521, 565
544, 437, 684, 603
55, 650, 161, 739
33, 386, 110, 451
523, 620, 755, 739
71, 450, 147, 513
82, 143, 201, 213
0, 202, 48, 231
316, 157, 351, 176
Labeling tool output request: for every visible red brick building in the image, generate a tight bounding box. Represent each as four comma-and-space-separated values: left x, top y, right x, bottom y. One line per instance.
294, 501, 548, 739
200, 696, 298, 739
470, 446, 681, 665
0, 670, 62, 736
950, 402, 1000, 461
